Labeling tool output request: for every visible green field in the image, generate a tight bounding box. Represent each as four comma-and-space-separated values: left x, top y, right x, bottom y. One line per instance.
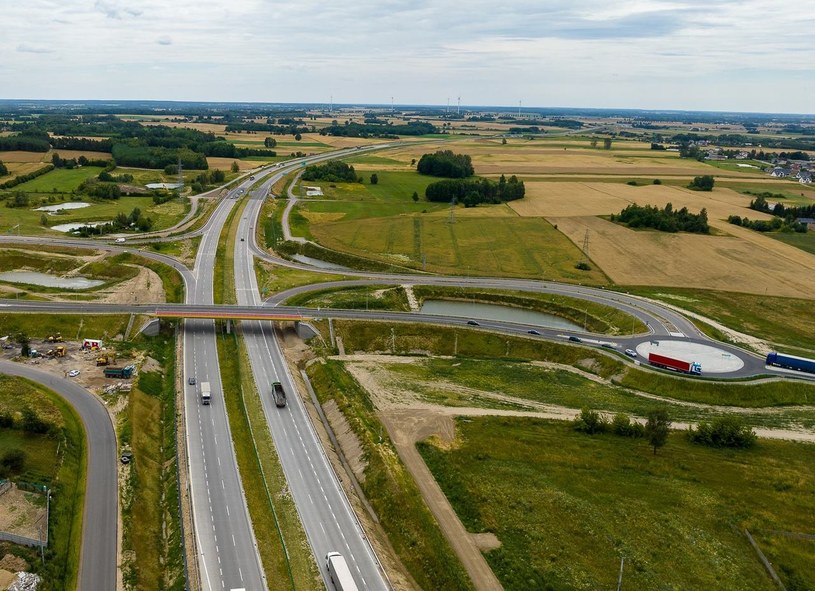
296, 170, 433, 202
11, 166, 105, 192
0, 195, 189, 235
307, 208, 609, 282
418, 416, 815, 591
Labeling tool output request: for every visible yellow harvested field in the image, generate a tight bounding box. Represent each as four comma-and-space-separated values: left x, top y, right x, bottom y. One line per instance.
512, 182, 775, 225
48, 149, 111, 161
4, 161, 48, 177
0, 150, 48, 163
552, 216, 815, 298
206, 157, 261, 171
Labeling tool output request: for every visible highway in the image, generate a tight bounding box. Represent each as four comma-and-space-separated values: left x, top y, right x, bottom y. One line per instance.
0, 360, 117, 591
237, 176, 389, 589
184, 175, 267, 591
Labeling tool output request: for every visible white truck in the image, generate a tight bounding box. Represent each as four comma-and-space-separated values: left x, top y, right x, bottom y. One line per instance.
200, 381, 211, 405
325, 552, 358, 591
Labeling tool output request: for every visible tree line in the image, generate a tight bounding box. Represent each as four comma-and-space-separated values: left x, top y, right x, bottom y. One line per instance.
727, 214, 807, 233
301, 160, 360, 183
611, 203, 710, 233
319, 121, 437, 138
425, 174, 525, 207
416, 150, 474, 178
750, 193, 815, 220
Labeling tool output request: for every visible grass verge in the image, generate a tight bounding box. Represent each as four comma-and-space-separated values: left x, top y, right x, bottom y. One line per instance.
307, 359, 474, 591
119, 329, 185, 590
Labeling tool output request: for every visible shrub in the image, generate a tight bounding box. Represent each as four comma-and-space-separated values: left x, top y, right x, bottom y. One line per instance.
611, 413, 645, 438
573, 408, 608, 435
20, 407, 54, 435
0, 411, 14, 428
688, 416, 757, 448
1, 449, 26, 473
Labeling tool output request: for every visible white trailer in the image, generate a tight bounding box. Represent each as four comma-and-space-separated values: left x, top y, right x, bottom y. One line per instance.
200, 381, 211, 405
325, 552, 358, 591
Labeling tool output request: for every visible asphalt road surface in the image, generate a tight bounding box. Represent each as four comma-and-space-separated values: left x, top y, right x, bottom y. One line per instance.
0, 360, 117, 591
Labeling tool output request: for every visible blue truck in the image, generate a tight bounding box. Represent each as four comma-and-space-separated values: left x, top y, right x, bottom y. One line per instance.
766, 351, 815, 374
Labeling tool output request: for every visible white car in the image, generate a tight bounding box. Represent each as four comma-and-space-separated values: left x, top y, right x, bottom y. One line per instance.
68, 369, 80, 377
625, 349, 638, 358
115, 237, 126, 243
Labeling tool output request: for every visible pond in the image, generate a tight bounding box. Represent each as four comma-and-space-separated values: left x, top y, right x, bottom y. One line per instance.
34, 202, 91, 212
420, 299, 582, 331
291, 254, 349, 271
50, 221, 111, 233
0, 271, 104, 289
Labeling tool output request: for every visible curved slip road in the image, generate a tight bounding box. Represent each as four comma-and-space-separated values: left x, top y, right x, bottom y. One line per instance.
0, 360, 117, 591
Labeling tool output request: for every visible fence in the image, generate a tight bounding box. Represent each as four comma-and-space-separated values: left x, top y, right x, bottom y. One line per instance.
0, 482, 49, 548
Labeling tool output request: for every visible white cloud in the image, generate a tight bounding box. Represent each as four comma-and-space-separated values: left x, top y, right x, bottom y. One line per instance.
1, 0, 813, 112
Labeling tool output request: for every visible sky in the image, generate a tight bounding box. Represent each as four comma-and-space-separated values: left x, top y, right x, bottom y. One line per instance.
3, 0, 815, 113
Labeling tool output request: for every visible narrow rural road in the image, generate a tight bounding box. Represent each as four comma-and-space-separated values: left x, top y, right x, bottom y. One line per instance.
0, 360, 117, 591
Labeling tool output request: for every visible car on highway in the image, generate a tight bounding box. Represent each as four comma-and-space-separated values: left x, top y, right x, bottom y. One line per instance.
240, 238, 245, 241
466, 320, 480, 326
625, 349, 638, 358
188, 376, 196, 385
527, 329, 541, 335
568, 336, 582, 343
68, 369, 80, 377
115, 237, 126, 243
250, 175, 255, 180
120, 452, 133, 464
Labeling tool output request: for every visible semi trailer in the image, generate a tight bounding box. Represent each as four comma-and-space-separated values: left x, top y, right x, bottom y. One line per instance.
648, 352, 702, 375
766, 351, 815, 374
325, 552, 358, 591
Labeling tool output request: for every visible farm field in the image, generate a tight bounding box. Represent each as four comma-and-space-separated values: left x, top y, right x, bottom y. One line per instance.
552, 215, 815, 297
296, 170, 433, 202
307, 205, 608, 282
12, 166, 105, 192
418, 416, 815, 591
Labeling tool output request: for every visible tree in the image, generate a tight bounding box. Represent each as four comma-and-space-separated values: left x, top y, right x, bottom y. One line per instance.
264, 137, 277, 148
688, 175, 714, 191
1, 449, 26, 474
370, 173, 378, 185
0, 160, 8, 176
603, 138, 612, 150
590, 138, 598, 148
294, 133, 302, 141
40, 213, 49, 227
688, 416, 756, 448
14, 332, 30, 357
412, 191, 419, 202
645, 409, 671, 455
501, 138, 507, 145
231, 161, 239, 173
573, 408, 608, 435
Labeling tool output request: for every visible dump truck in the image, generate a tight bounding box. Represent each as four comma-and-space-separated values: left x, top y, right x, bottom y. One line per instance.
766, 351, 815, 375
200, 381, 211, 405
272, 381, 286, 408
47, 346, 66, 358
648, 352, 701, 375
104, 364, 135, 379
45, 333, 64, 343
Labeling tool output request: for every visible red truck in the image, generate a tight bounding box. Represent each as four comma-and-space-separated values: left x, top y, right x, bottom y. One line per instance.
648, 352, 702, 375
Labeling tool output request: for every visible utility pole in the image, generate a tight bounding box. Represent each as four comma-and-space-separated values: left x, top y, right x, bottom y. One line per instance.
617, 557, 625, 591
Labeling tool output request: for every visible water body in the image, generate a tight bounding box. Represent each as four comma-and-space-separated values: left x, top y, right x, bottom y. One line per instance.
51, 221, 110, 233
34, 202, 91, 212
290, 254, 349, 271
420, 299, 582, 330
0, 271, 104, 289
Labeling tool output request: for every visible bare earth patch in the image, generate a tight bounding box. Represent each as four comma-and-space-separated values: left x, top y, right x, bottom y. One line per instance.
0, 484, 47, 542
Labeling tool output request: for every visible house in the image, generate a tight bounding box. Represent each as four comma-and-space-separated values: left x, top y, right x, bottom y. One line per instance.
796, 217, 815, 230
735, 151, 750, 160
798, 172, 812, 184
769, 167, 790, 178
